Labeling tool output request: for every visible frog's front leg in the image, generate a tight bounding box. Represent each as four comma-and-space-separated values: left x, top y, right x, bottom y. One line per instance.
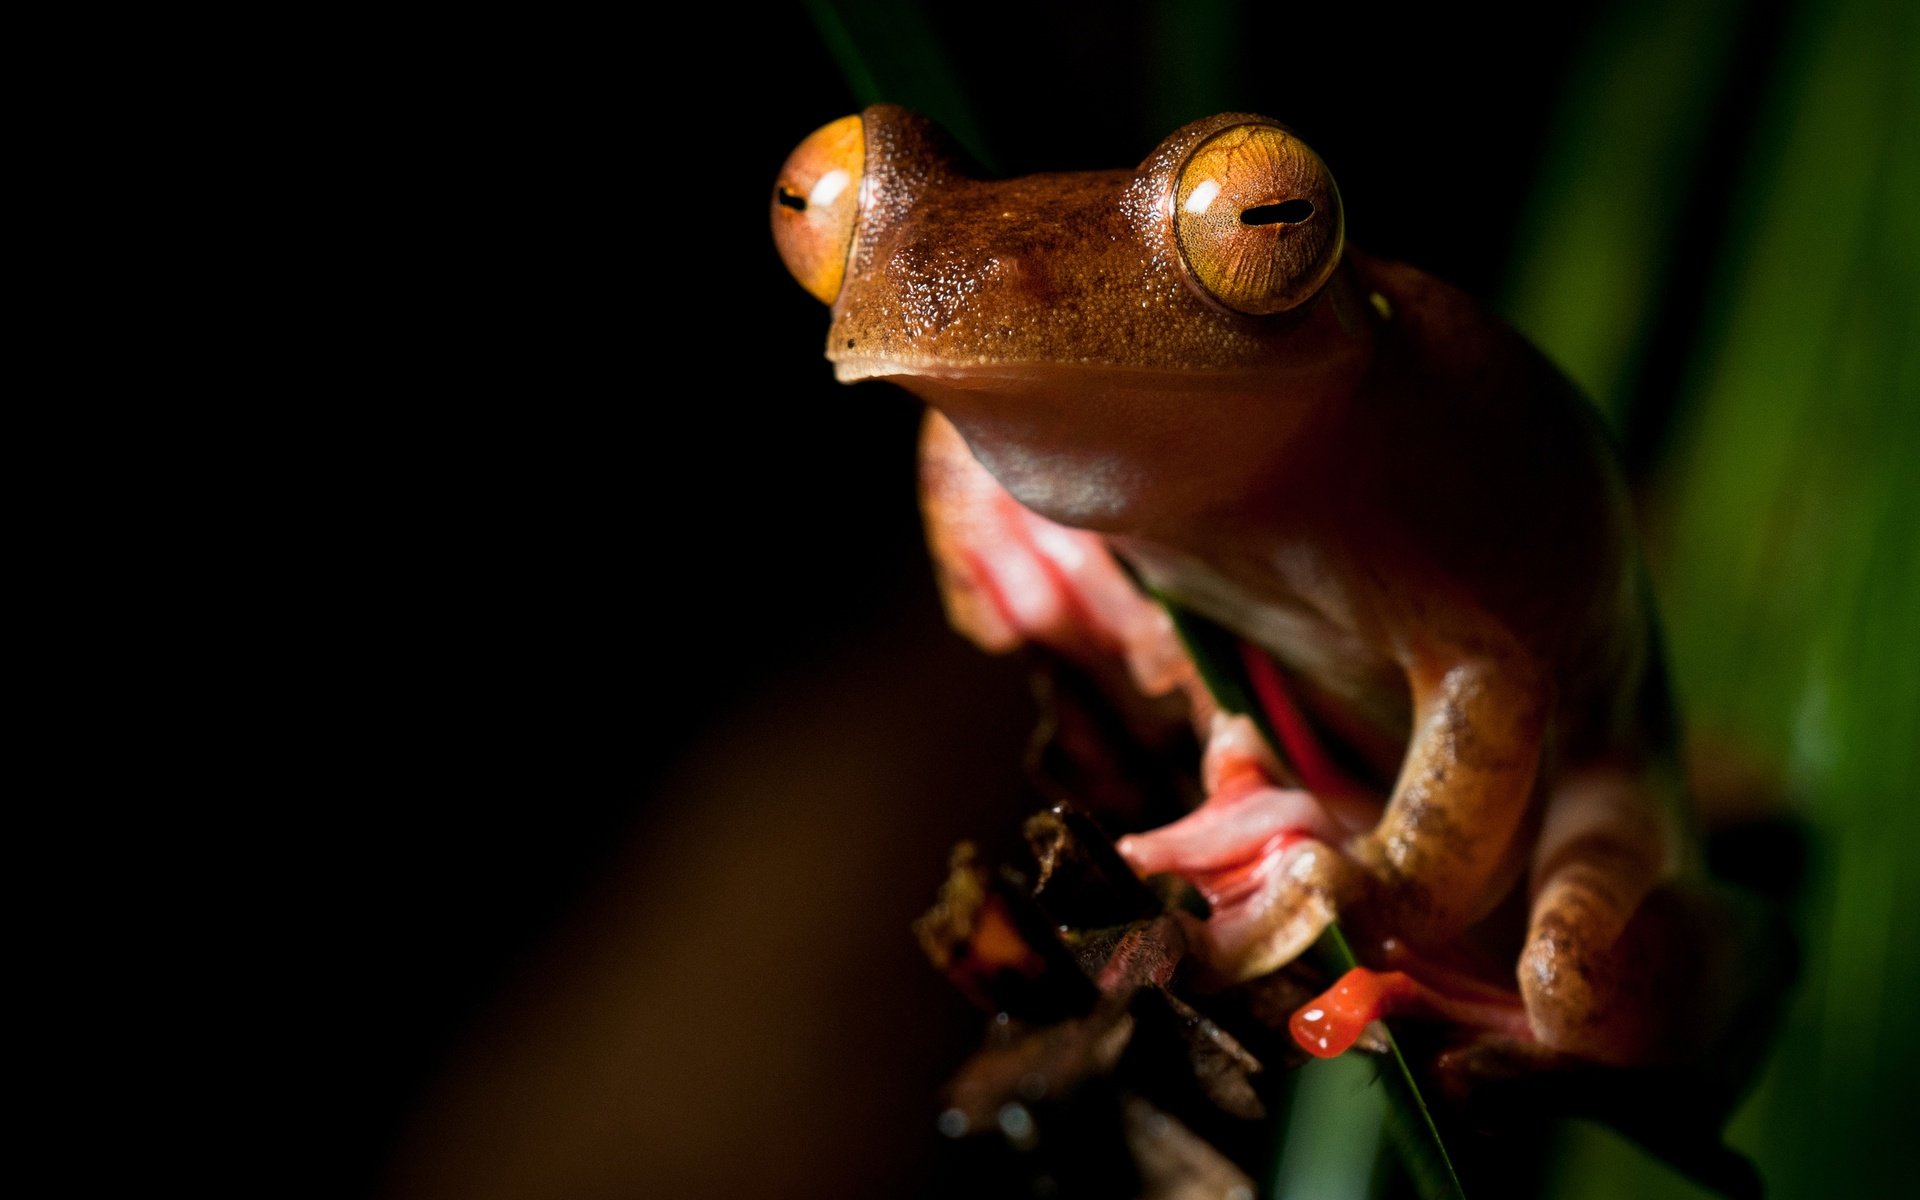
1349, 650, 1552, 945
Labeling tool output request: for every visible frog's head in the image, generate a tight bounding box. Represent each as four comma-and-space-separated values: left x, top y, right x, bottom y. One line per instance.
772, 106, 1375, 532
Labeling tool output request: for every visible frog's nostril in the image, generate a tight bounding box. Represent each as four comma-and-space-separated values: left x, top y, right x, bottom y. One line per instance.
1241, 199, 1315, 226
776, 187, 808, 213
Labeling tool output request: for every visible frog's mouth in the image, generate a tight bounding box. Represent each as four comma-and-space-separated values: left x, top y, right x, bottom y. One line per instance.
831, 354, 1286, 394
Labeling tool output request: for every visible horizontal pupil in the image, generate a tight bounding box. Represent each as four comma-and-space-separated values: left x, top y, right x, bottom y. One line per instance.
1241, 199, 1314, 226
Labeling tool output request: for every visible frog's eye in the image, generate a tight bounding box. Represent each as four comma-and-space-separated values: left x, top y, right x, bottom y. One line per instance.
772, 115, 865, 305
1172, 123, 1343, 315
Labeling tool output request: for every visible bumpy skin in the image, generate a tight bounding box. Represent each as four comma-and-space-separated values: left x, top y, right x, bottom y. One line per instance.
776, 105, 1757, 1067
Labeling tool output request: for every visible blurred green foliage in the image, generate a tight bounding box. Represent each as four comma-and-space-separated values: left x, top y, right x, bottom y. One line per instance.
1509, 0, 1918, 1195
813, 0, 1918, 1192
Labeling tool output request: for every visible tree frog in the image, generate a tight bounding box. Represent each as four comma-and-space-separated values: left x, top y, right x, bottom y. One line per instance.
772, 106, 1771, 1070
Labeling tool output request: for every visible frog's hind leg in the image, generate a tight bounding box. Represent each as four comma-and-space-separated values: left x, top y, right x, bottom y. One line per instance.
1518, 764, 1682, 1061
1518, 764, 1778, 1067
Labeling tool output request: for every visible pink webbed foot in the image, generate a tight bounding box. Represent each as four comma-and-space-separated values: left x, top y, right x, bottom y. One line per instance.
1117, 714, 1357, 980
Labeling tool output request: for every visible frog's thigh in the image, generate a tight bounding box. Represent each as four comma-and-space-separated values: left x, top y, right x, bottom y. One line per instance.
1518, 765, 1683, 1064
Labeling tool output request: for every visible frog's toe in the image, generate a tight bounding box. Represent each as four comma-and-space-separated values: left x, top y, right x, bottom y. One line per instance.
1115, 783, 1333, 876
1188, 837, 1347, 979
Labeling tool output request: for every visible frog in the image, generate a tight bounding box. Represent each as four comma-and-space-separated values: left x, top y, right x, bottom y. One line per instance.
770, 105, 1779, 1074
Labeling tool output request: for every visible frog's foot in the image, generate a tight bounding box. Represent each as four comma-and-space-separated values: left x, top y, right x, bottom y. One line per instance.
1117, 713, 1354, 980
919, 411, 1191, 697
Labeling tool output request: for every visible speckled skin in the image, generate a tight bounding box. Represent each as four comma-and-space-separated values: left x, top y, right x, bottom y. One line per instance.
780, 105, 1760, 1066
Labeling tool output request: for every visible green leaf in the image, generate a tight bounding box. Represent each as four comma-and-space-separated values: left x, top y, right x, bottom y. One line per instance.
1505, 1, 1919, 1195
801, 0, 997, 170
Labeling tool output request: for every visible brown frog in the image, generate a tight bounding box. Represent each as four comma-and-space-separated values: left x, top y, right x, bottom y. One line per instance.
772, 105, 1773, 1071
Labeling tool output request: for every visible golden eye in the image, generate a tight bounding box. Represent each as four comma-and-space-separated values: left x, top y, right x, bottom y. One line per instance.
771, 114, 865, 305
1172, 123, 1343, 315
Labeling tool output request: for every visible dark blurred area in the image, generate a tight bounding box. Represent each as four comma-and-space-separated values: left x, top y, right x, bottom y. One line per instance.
300, 3, 1915, 1198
